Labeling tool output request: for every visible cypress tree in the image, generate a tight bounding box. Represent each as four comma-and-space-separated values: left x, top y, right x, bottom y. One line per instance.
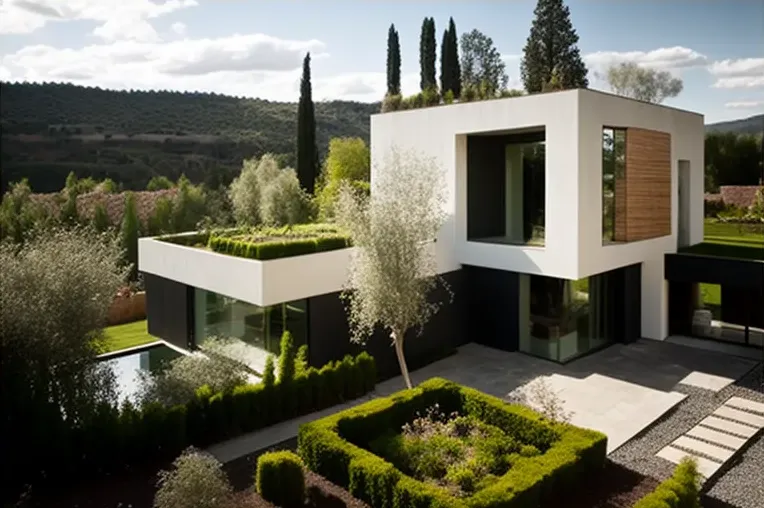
448, 17, 462, 98
419, 17, 437, 91
520, 0, 589, 93
440, 28, 450, 94
386, 24, 401, 96
120, 192, 139, 281
297, 53, 318, 194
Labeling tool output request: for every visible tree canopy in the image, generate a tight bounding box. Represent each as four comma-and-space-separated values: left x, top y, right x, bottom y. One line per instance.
460, 29, 508, 96
521, 0, 589, 93
605, 62, 683, 104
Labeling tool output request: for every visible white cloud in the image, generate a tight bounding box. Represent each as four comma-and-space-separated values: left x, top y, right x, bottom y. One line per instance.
0, 0, 198, 41
171, 21, 186, 36
709, 58, 764, 89
725, 100, 764, 109
0, 34, 363, 101
585, 46, 708, 73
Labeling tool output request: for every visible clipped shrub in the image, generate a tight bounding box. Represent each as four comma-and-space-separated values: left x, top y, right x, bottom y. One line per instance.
262, 355, 276, 388
634, 457, 701, 508
298, 377, 605, 508
443, 89, 455, 105
295, 345, 309, 378
381, 93, 403, 113
460, 83, 478, 102
256, 451, 306, 508
278, 331, 297, 385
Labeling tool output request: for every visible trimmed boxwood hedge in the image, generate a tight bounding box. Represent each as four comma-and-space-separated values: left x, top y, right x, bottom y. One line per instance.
256, 450, 306, 507
633, 458, 701, 508
298, 377, 607, 508
207, 233, 351, 260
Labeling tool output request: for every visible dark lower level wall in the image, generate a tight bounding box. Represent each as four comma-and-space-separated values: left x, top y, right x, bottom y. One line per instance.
144, 273, 194, 350
307, 270, 467, 380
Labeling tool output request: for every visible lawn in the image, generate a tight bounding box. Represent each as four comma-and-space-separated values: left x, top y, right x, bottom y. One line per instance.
679, 220, 764, 261
100, 320, 158, 354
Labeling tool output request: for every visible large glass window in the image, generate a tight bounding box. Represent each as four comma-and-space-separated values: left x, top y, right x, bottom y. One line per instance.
193, 289, 307, 372
602, 128, 626, 244
518, 272, 614, 362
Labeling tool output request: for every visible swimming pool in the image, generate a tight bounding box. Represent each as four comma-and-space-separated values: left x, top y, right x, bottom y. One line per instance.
101, 343, 184, 403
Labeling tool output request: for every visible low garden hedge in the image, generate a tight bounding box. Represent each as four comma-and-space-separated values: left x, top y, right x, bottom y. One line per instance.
36, 352, 376, 490
298, 378, 607, 508
257, 451, 306, 507
633, 458, 701, 508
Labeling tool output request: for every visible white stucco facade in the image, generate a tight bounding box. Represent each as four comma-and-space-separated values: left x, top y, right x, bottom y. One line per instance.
370, 89, 705, 340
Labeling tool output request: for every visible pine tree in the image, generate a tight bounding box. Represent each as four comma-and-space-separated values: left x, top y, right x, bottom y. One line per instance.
520, 0, 589, 93
297, 53, 318, 194
386, 24, 401, 96
419, 17, 437, 91
120, 192, 139, 281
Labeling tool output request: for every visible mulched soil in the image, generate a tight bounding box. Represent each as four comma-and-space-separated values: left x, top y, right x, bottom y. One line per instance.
14, 449, 739, 508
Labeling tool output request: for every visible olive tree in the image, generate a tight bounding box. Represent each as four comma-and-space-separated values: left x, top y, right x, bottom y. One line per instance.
335, 148, 451, 389
154, 447, 232, 508
229, 154, 312, 226
605, 61, 683, 104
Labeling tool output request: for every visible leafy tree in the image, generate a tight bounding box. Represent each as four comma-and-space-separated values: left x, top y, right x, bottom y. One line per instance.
440, 17, 462, 98
92, 202, 112, 232
229, 154, 311, 227
173, 175, 207, 231
0, 178, 47, 243
605, 62, 683, 103
120, 192, 140, 280
460, 29, 508, 97
316, 137, 371, 220
386, 24, 402, 96
419, 17, 437, 91
705, 132, 763, 188
138, 337, 248, 407
521, 0, 588, 93
335, 148, 452, 389
147, 175, 174, 191
154, 448, 232, 508
1, 228, 126, 497
297, 53, 318, 194
148, 196, 175, 235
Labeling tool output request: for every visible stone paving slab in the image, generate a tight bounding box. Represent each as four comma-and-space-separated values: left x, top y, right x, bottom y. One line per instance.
714, 405, 764, 428
672, 435, 735, 462
656, 446, 723, 478
700, 415, 759, 438
726, 396, 764, 415
686, 425, 746, 450
679, 371, 738, 392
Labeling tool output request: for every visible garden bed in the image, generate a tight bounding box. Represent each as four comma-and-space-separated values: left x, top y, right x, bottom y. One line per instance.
298, 377, 607, 508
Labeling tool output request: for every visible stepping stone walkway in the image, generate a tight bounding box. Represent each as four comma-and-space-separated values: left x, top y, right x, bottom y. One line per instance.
656, 396, 764, 480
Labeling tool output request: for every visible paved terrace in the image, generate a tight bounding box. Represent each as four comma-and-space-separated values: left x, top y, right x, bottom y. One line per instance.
208, 339, 762, 507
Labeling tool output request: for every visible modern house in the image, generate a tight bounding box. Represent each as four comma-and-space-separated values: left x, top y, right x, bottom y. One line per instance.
138, 88, 762, 379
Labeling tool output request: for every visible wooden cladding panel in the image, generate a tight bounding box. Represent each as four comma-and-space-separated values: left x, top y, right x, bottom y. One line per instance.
624, 128, 671, 241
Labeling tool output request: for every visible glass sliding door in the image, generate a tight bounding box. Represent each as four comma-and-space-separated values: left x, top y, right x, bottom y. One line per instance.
518, 271, 615, 362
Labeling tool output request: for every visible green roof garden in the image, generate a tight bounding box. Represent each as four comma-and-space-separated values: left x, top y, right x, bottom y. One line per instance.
158, 223, 351, 261
679, 220, 763, 261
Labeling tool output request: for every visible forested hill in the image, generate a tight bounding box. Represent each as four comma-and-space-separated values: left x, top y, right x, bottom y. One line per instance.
0, 82, 379, 193
706, 114, 764, 135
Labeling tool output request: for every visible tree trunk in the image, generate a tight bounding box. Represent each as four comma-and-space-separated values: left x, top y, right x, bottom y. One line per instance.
391, 330, 412, 389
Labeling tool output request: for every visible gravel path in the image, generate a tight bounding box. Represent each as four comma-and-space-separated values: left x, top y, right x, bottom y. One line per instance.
609, 363, 764, 508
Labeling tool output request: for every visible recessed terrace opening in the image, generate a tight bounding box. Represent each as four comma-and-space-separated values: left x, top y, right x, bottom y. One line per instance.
466, 127, 546, 247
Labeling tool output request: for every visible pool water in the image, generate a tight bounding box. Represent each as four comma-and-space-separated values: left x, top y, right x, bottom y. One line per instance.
102, 344, 184, 403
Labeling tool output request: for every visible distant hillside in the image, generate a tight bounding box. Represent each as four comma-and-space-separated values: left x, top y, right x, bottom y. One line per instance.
0, 82, 379, 193
706, 114, 764, 135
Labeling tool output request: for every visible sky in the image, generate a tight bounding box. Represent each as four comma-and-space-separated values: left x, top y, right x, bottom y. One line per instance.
0, 0, 762, 124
